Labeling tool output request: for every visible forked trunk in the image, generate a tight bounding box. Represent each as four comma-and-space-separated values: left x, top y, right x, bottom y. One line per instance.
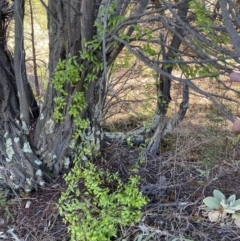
0, 44, 44, 191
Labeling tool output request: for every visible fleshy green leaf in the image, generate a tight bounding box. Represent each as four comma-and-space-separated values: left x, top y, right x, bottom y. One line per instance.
220, 200, 228, 209
203, 197, 221, 209
227, 194, 236, 205
233, 198, 240, 207
232, 204, 240, 211
213, 189, 225, 202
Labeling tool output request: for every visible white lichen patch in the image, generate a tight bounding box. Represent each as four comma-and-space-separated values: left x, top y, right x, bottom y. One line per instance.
14, 137, 20, 143
6, 158, 12, 162
6, 138, 12, 146
45, 119, 55, 134
53, 155, 56, 159
96, 138, 100, 150
34, 159, 42, 165
23, 142, 32, 153
36, 169, 42, 176
96, 130, 101, 136
64, 157, 70, 169
22, 121, 28, 133
39, 181, 45, 186
6, 138, 14, 161
26, 178, 32, 185
40, 113, 44, 120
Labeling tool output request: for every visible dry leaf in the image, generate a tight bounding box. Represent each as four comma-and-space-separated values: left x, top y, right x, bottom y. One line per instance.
25, 200, 32, 209
208, 211, 221, 222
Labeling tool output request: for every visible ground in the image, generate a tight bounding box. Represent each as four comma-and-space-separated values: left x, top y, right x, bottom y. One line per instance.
2, 50, 240, 240
1, 116, 240, 240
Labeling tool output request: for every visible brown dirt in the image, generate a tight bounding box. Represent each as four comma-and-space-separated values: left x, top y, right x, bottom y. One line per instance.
0, 178, 69, 241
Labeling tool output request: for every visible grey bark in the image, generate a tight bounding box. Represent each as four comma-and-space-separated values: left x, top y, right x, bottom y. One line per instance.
219, 0, 240, 55
29, 0, 40, 98
147, 0, 189, 156
14, 0, 29, 126
0, 44, 44, 191
2, 0, 235, 191
34, 0, 152, 177
34, 0, 82, 177
0, 0, 43, 191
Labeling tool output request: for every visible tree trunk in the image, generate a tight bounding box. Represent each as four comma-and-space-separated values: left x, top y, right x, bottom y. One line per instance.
33, 0, 83, 176
0, 0, 157, 191
147, 0, 189, 156
0, 0, 43, 191
34, 0, 150, 176
29, 0, 40, 98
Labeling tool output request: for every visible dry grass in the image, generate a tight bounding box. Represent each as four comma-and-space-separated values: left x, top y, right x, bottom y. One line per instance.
101, 59, 240, 240
1, 85, 240, 241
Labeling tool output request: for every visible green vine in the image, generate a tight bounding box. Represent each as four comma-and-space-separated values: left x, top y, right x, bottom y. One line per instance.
51, 11, 147, 240
58, 160, 147, 241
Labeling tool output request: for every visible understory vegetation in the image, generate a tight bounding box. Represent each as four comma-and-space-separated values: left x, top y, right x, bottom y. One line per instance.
1, 0, 240, 240
1, 67, 240, 240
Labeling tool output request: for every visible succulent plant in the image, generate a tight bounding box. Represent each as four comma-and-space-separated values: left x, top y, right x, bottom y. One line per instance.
203, 189, 240, 214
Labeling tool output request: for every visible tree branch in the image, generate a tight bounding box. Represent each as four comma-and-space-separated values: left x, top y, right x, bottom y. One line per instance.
219, 0, 240, 55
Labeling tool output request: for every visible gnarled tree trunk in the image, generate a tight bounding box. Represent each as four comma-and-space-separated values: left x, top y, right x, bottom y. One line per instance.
0, 0, 184, 191
0, 0, 43, 191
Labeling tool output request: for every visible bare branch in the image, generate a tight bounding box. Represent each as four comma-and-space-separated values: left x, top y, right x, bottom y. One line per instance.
219, 0, 240, 55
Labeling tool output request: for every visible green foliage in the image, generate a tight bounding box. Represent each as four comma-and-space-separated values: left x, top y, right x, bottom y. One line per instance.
51, 54, 83, 122
189, 0, 214, 35
133, 232, 156, 241
0, 188, 9, 208
51, 45, 103, 123
181, 62, 219, 79
190, 0, 230, 46
53, 96, 66, 122
52, 55, 82, 93
94, 0, 124, 36
142, 43, 156, 56
0, 188, 14, 223
58, 161, 147, 241
52, 17, 146, 240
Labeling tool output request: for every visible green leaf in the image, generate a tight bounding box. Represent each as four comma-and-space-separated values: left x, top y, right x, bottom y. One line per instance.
233, 198, 240, 207
231, 204, 240, 211
213, 189, 225, 202
203, 197, 221, 209
227, 194, 236, 205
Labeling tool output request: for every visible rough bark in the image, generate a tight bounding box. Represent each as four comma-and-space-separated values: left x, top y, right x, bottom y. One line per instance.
34, 0, 151, 176
0, 44, 44, 191
14, 0, 31, 127
147, 83, 189, 156
0, 0, 193, 191
0, 0, 44, 191
29, 0, 40, 98
34, 0, 82, 176
147, 0, 189, 156
219, 0, 240, 55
